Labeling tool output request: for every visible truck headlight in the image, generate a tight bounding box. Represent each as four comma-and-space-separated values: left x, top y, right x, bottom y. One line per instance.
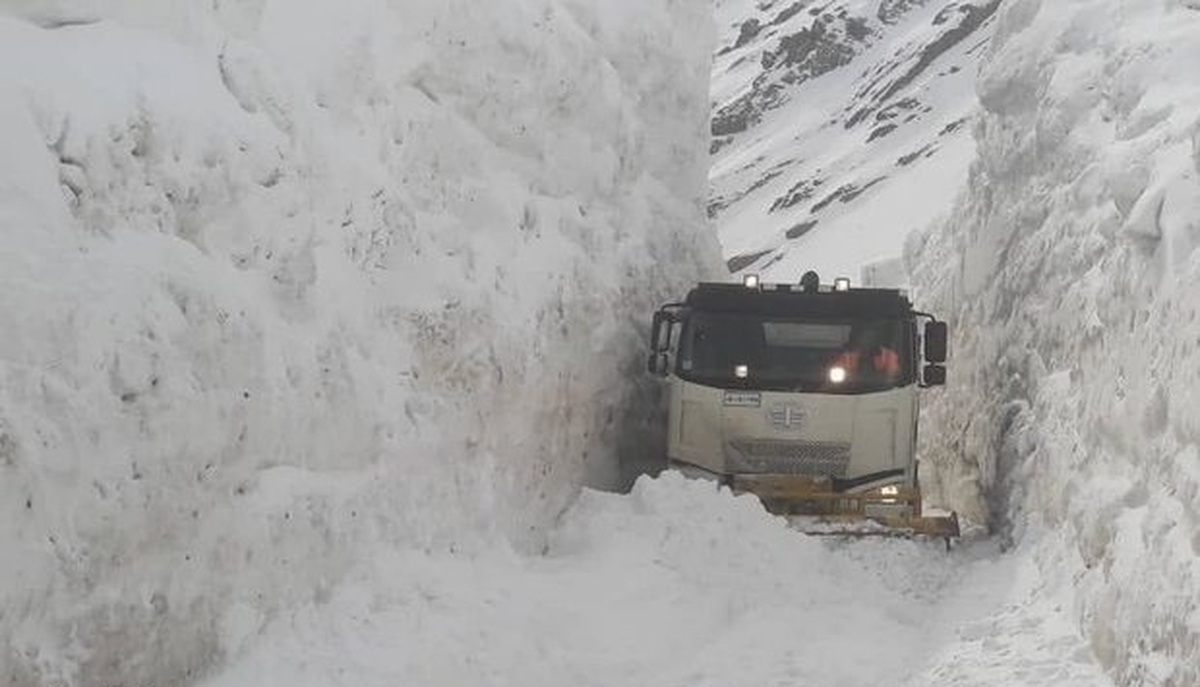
735, 364, 749, 379
828, 366, 847, 383
880, 485, 899, 496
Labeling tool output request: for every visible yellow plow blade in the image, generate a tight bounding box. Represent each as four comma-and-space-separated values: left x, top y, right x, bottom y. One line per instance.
730, 474, 961, 542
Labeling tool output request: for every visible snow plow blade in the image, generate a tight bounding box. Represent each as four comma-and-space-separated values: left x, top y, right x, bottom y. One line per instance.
730, 474, 960, 541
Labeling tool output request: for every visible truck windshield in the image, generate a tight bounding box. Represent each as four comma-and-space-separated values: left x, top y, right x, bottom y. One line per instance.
676, 312, 913, 392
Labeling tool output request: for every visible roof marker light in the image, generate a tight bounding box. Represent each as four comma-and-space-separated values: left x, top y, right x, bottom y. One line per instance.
743, 274, 760, 289
834, 277, 851, 292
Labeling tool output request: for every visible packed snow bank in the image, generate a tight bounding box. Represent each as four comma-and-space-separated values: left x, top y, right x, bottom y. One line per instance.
0, 2, 718, 683
200, 473, 1112, 686
909, 0, 1200, 683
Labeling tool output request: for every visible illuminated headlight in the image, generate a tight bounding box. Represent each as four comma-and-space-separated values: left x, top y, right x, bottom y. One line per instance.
834, 277, 851, 292
743, 274, 760, 289
828, 366, 847, 384
880, 485, 900, 496
735, 364, 749, 379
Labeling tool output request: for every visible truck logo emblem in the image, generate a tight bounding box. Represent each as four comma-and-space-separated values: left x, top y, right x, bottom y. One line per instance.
767, 405, 806, 430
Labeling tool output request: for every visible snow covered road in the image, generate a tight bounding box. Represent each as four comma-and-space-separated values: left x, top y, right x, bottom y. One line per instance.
201, 474, 1111, 686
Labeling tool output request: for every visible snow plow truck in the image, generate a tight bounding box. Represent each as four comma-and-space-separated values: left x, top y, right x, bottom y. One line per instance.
648, 271, 958, 540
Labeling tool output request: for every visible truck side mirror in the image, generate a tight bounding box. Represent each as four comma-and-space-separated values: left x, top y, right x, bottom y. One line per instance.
924, 321, 947, 363
647, 352, 670, 377
923, 364, 946, 387
651, 311, 671, 352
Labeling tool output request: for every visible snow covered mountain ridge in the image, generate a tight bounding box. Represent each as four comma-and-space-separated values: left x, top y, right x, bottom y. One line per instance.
710, 0, 998, 279
0, 2, 717, 683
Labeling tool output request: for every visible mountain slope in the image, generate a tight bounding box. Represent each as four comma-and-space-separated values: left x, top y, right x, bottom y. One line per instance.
710, 0, 999, 281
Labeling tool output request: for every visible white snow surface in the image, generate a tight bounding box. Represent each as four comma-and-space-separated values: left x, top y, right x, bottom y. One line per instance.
909, 0, 1200, 684
3, 0, 1199, 685
203, 473, 1113, 687
0, 1, 719, 683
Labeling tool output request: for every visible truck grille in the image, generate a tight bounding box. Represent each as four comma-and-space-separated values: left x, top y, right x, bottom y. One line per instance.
726, 439, 852, 477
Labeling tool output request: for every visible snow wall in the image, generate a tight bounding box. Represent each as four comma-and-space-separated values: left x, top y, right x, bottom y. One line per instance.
0, 1, 719, 684
909, 0, 1200, 684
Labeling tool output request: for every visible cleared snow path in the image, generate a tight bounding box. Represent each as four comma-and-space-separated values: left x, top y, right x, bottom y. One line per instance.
200, 474, 1111, 686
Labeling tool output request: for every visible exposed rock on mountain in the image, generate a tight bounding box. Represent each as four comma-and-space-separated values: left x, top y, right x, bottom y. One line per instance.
711, 0, 999, 280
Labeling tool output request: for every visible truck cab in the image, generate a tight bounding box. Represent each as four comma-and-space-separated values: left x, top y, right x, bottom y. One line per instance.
649, 272, 955, 536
